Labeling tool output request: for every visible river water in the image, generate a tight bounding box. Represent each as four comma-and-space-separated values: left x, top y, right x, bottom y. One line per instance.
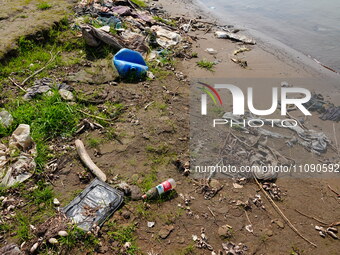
199, 0, 340, 72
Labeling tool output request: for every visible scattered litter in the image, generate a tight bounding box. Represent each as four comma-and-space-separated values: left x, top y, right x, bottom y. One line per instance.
147, 221, 155, 228
245, 224, 253, 233
113, 48, 148, 79
0, 124, 36, 187
315, 225, 338, 239
193, 228, 213, 250
142, 178, 176, 199
231, 57, 248, 68
262, 182, 282, 200
222, 242, 248, 255
81, 25, 125, 49
63, 178, 124, 231
215, 31, 256, 44
0, 110, 13, 128
53, 198, 60, 206
233, 47, 251, 55
0, 243, 22, 255
151, 25, 182, 48
321, 106, 340, 121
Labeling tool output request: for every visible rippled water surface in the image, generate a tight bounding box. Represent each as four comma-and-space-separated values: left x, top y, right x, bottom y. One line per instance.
200, 0, 340, 72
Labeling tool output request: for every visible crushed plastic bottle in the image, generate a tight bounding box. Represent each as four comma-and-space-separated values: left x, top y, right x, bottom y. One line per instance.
142, 178, 176, 199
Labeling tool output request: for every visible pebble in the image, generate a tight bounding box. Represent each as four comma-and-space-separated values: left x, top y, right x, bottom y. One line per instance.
158, 225, 174, 239
274, 220, 284, 229
265, 229, 273, 237
147, 221, 155, 228
58, 230, 68, 237
48, 238, 58, 244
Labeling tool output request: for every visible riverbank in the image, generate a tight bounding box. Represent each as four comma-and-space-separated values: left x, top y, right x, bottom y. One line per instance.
0, 0, 339, 254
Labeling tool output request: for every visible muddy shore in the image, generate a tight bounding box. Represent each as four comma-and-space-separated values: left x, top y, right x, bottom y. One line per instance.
0, 0, 339, 254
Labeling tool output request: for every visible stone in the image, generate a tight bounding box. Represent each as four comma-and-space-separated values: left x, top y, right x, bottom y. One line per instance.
48, 238, 59, 244
59, 89, 75, 101
273, 220, 284, 229
158, 225, 174, 239
265, 229, 273, 237
130, 185, 142, 201
58, 230, 68, 237
218, 224, 233, 239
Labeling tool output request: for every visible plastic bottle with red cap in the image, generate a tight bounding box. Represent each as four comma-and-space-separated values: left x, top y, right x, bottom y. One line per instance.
142, 178, 176, 199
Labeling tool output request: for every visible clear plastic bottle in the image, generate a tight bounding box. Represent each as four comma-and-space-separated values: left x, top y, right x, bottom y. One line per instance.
142, 178, 176, 199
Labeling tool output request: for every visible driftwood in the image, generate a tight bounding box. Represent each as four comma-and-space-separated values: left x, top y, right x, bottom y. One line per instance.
75, 139, 107, 182
81, 25, 125, 49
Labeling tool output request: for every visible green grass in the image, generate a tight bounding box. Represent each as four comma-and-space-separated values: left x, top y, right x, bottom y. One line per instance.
107, 224, 139, 254
59, 226, 100, 251
31, 185, 54, 206
87, 136, 102, 148
15, 213, 34, 242
130, 0, 147, 8
37, 2, 52, 10
0, 92, 81, 168
197, 59, 215, 71
153, 16, 177, 27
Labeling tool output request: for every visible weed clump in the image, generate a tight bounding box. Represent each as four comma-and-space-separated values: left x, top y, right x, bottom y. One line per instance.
197, 59, 215, 71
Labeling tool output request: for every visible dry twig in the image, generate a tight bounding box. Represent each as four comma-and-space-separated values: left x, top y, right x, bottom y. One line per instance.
254, 177, 317, 247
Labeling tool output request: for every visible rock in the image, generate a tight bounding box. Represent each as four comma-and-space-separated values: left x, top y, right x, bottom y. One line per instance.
265, 229, 273, 237
58, 230, 68, 237
48, 238, 59, 244
30, 243, 39, 253
130, 185, 142, 201
59, 89, 75, 101
218, 224, 233, 239
158, 225, 174, 239
53, 198, 60, 206
273, 220, 284, 229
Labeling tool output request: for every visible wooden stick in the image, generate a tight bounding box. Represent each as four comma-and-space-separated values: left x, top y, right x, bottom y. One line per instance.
75, 139, 107, 182
76, 109, 114, 122
328, 185, 340, 197
254, 177, 317, 247
295, 209, 329, 225
8, 77, 27, 92
21, 51, 60, 86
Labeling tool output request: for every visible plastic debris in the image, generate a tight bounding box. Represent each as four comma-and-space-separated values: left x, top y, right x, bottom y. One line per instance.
222, 112, 330, 154
63, 178, 124, 231
81, 25, 125, 49
0, 243, 22, 255
0, 124, 36, 187
0, 110, 13, 128
233, 47, 251, 55
113, 48, 148, 79
215, 31, 256, 44
23, 77, 53, 100
151, 25, 182, 48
